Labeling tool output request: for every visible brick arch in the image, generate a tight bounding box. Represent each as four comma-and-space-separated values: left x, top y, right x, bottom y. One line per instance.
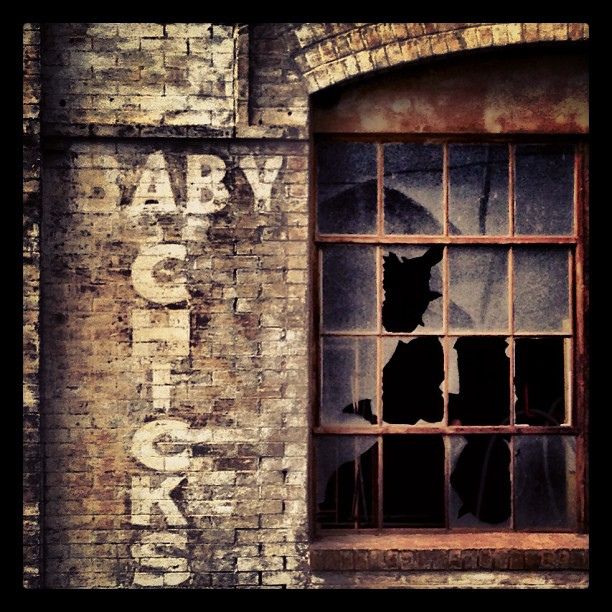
288, 22, 589, 93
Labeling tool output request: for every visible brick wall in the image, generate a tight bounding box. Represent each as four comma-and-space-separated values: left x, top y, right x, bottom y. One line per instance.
289, 22, 588, 92
42, 23, 237, 136
41, 139, 309, 587
25, 22, 589, 589
23, 22, 42, 589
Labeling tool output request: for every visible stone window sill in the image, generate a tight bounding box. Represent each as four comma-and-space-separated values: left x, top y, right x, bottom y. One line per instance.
310, 533, 589, 571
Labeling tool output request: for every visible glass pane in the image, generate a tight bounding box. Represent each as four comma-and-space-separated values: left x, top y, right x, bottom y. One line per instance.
384, 144, 444, 234
450, 436, 511, 528
448, 337, 510, 426
449, 247, 508, 331
515, 144, 574, 235
382, 337, 444, 425
449, 144, 509, 235
513, 247, 570, 332
322, 245, 376, 332
382, 245, 443, 333
317, 142, 377, 234
383, 435, 444, 527
515, 338, 569, 426
316, 436, 378, 529
515, 436, 577, 529
321, 337, 377, 427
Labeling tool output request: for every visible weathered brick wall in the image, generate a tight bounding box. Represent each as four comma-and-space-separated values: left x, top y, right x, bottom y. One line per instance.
27, 22, 589, 589
248, 24, 308, 135
41, 140, 309, 587
42, 23, 237, 136
23, 22, 42, 589
310, 535, 589, 588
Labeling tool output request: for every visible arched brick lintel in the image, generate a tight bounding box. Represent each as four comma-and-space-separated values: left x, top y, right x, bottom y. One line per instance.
291, 23, 589, 94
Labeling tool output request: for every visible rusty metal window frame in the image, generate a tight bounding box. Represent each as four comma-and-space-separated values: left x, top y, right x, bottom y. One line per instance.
311, 134, 588, 535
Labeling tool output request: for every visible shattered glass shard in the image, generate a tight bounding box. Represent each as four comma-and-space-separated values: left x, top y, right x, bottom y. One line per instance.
515, 337, 566, 426
321, 336, 377, 427
342, 399, 376, 424
382, 246, 443, 333
514, 435, 576, 529
316, 436, 378, 528
450, 435, 511, 524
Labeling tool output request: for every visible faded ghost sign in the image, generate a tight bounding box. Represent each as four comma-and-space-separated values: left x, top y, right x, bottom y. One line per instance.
126, 150, 282, 586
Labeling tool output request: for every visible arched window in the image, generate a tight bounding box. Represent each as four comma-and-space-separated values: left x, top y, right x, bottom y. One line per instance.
311, 43, 588, 534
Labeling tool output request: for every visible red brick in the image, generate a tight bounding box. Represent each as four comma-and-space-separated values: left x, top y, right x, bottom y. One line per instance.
509, 550, 525, 570
569, 549, 588, 569
478, 549, 493, 569
524, 550, 542, 570
399, 550, 417, 570
354, 550, 369, 570
338, 550, 354, 570
492, 550, 510, 570
448, 549, 462, 569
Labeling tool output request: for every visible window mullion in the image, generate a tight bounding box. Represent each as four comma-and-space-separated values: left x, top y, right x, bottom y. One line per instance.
509, 247, 515, 427
509, 143, 515, 236
376, 142, 384, 530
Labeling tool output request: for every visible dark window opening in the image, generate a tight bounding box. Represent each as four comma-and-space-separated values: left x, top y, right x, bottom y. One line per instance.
314, 138, 584, 533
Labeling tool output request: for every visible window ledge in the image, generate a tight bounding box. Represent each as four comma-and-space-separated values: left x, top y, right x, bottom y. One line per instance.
310, 533, 588, 571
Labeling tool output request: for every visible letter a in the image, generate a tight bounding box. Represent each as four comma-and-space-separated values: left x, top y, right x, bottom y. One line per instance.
129, 151, 177, 215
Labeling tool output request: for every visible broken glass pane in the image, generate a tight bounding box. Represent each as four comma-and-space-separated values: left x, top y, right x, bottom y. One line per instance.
384, 144, 444, 234
316, 436, 378, 528
513, 247, 570, 332
321, 337, 377, 427
448, 337, 510, 426
382, 245, 443, 333
322, 245, 376, 332
317, 142, 377, 234
515, 338, 568, 426
515, 144, 574, 235
449, 247, 508, 331
515, 436, 577, 529
450, 436, 511, 528
449, 144, 509, 235
382, 337, 444, 425
383, 435, 444, 527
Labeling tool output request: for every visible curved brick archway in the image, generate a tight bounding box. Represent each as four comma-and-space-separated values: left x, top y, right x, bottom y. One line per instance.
288, 23, 589, 93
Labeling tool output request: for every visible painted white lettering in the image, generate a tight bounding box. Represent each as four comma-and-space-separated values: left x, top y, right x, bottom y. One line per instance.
131, 309, 190, 358
131, 243, 188, 305
185, 154, 229, 215
129, 152, 177, 215
130, 418, 213, 472
152, 363, 172, 412
131, 476, 188, 526
131, 532, 190, 587
239, 155, 283, 211
131, 418, 191, 472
